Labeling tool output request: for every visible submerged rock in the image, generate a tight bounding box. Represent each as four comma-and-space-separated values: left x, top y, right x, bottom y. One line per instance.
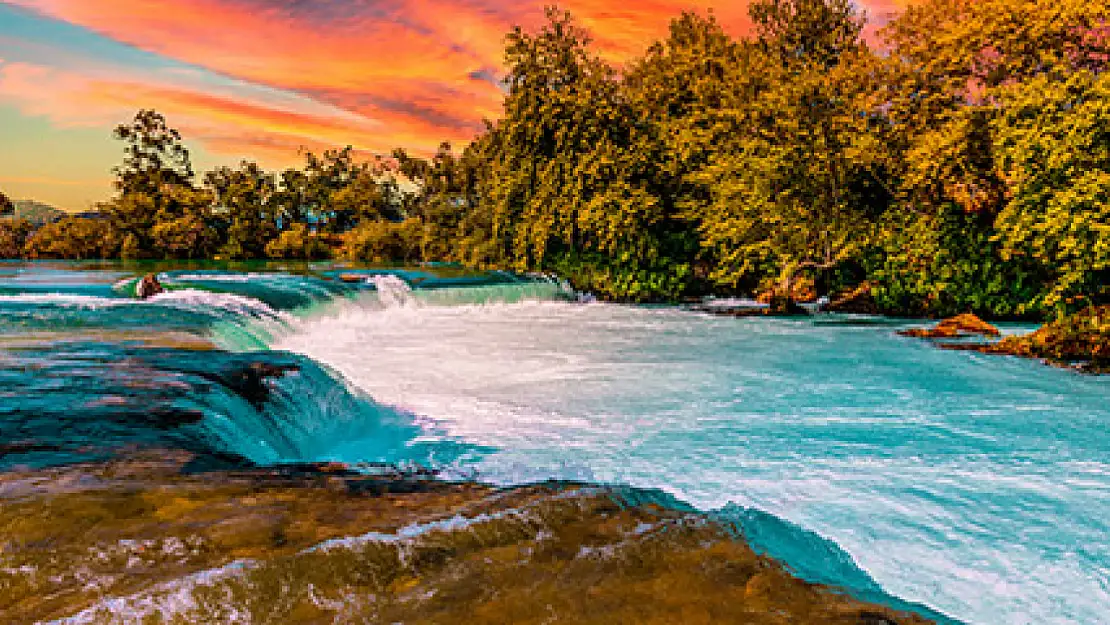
899, 313, 1000, 339
135, 273, 164, 299
0, 455, 933, 624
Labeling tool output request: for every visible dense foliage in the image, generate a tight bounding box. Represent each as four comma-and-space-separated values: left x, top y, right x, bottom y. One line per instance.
4, 0, 1108, 318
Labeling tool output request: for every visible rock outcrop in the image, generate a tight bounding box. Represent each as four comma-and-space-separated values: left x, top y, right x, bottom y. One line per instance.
825, 283, 880, 314
757, 275, 818, 307
135, 273, 164, 299
898, 313, 1001, 339
0, 454, 933, 624
942, 306, 1110, 373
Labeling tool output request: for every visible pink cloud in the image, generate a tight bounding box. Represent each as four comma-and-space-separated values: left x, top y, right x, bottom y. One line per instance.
6, 0, 915, 162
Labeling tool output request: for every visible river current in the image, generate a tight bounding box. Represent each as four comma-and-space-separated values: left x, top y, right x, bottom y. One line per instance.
2, 262, 1107, 624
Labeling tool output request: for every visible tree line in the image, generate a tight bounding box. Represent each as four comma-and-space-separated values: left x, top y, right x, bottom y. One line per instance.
1, 0, 1107, 319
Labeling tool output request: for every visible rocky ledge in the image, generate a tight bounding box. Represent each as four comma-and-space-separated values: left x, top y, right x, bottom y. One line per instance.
941, 306, 1110, 374
897, 313, 1001, 339
0, 454, 931, 624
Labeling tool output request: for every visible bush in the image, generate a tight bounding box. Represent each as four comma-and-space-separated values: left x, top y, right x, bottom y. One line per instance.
341, 219, 424, 263
24, 217, 120, 259
869, 207, 1042, 318
265, 224, 332, 260
0, 219, 34, 258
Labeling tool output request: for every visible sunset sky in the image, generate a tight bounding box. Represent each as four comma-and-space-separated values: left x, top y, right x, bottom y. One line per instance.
0, 0, 908, 209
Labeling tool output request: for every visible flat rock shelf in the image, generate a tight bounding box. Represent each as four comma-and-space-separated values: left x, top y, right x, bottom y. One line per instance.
0, 454, 929, 625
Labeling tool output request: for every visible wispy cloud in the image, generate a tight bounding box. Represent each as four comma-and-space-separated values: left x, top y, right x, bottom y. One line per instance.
0, 0, 914, 205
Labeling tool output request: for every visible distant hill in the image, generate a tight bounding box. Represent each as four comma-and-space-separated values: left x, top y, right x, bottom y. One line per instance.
9, 200, 67, 226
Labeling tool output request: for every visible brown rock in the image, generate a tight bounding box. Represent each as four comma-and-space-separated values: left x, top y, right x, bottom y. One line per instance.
338, 273, 366, 284
0, 457, 933, 625
825, 282, 879, 314
899, 313, 1001, 339
135, 273, 164, 299
941, 305, 1110, 373
768, 294, 809, 316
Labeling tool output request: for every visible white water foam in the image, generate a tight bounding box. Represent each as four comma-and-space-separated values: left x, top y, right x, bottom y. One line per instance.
0, 294, 132, 308
149, 289, 292, 322
271, 293, 1110, 624
367, 274, 416, 308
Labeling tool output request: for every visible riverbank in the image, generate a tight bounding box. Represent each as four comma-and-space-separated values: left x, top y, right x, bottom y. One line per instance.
891, 310, 1110, 374
0, 453, 931, 624
936, 306, 1110, 374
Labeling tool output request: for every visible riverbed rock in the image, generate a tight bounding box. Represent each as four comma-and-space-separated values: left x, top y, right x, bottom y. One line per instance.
825, 282, 880, 314
899, 313, 1000, 339
0, 454, 933, 624
135, 273, 164, 299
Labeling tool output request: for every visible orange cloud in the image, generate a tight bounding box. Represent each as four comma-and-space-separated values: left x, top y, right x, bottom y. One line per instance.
7, 0, 914, 164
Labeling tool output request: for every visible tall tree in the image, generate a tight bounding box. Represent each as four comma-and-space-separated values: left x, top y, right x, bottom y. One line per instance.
105, 110, 206, 257
205, 161, 278, 259
0, 190, 12, 217
993, 71, 1110, 313
700, 0, 888, 300
112, 109, 195, 195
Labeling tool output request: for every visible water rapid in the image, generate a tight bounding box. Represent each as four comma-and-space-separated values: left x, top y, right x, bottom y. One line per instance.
3, 263, 1108, 624
275, 286, 1110, 625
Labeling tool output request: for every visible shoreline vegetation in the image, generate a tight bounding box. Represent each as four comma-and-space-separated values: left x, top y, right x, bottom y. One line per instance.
0, 0, 1107, 360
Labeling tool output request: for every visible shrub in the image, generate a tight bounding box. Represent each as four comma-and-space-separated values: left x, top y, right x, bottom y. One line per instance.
341, 219, 424, 263
24, 217, 120, 259
265, 224, 332, 260
0, 219, 34, 258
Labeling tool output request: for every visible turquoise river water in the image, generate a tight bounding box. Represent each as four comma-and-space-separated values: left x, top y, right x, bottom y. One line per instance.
1, 262, 1107, 624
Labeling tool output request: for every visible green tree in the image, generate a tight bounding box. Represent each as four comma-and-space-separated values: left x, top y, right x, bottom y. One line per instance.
0, 219, 33, 258
992, 71, 1110, 313
0, 190, 12, 217
24, 218, 120, 260
342, 218, 424, 264
106, 110, 207, 256
150, 212, 218, 259
699, 0, 888, 300
328, 167, 396, 229
265, 223, 331, 260
113, 109, 194, 196
302, 147, 361, 234
205, 161, 278, 259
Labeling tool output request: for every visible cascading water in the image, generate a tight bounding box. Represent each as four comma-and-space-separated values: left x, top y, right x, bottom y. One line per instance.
5, 263, 1110, 624
368, 274, 416, 308
274, 290, 1110, 625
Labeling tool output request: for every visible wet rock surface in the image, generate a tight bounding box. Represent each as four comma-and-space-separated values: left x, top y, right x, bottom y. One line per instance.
0, 454, 932, 625
135, 273, 164, 299
942, 306, 1110, 373
898, 313, 1001, 339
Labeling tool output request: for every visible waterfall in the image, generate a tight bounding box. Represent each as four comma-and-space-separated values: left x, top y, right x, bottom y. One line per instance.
368, 274, 416, 308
